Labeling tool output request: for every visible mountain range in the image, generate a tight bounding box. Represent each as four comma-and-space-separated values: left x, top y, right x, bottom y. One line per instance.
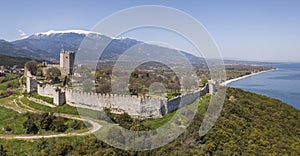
0, 30, 272, 67
0, 30, 203, 66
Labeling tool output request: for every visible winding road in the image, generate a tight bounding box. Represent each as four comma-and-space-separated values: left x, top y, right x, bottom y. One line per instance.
0, 78, 102, 140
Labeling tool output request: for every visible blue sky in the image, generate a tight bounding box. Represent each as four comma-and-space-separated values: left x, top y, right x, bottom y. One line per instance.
1, 0, 300, 62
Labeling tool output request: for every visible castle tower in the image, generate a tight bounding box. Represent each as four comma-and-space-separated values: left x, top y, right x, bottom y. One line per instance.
60, 49, 75, 75
208, 80, 217, 95
26, 76, 37, 93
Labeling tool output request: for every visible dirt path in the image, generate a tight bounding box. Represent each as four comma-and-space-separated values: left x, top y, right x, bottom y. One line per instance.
0, 95, 102, 140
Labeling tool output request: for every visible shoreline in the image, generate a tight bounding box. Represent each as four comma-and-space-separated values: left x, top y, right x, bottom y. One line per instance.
220, 68, 277, 86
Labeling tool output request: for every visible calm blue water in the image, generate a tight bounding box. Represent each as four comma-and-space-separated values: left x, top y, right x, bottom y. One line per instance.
228, 63, 300, 110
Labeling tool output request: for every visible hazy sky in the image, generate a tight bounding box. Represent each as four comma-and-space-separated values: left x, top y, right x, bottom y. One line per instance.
1, 0, 300, 62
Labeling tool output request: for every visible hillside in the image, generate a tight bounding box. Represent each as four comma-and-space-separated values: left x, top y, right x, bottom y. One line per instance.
0, 54, 32, 67
8, 30, 206, 67
0, 87, 299, 155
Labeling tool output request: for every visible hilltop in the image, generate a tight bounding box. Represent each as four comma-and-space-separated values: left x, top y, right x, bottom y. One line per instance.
0, 87, 299, 155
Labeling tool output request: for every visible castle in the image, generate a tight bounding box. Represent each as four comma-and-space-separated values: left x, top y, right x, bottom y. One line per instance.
60, 49, 75, 75
26, 50, 216, 118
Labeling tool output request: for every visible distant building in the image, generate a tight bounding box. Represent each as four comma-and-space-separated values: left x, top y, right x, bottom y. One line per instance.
12, 68, 24, 73
60, 49, 75, 75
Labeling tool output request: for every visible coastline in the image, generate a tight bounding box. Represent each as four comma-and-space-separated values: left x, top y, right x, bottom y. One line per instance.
220, 68, 277, 86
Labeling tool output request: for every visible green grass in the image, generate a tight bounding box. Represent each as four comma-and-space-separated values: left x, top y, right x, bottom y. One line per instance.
0, 106, 27, 134
0, 94, 17, 104
0, 78, 19, 90
0, 105, 88, 135
0, 73, 19, 83
20, 97, 103, 119
142, 110, 176, 129
0, 139, 38, 155
1, 88, 300, 155
141, 95, 210, 129
21, 97, 79, 115
31, 93, 54, 104
0, 135, 91, 155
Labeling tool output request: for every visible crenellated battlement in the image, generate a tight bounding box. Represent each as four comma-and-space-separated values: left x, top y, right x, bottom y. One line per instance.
26, 49, 215, 118
35, 82, 212, 118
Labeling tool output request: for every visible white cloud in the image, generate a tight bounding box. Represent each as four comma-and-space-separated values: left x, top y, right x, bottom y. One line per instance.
18, 29, 28, 39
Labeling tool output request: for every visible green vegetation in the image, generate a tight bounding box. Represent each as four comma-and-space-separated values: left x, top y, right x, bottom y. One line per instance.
225, 65, 273, 80
0, 66, 299, 156
20, 96, 101, 120
0, 74, 20, 98
0, 106, 27, 134
20, 97, 79, 115
0, 54, 31, 67
95, 63, 181, 96
0, 73, 19, 83
31, 93, 54, 104
45, 67, 61, 82
142, 110, 176, 129
1, 87, 299, 155
25, 61, 38, 75
22, 112, 86, 134
0, 106, 85, 135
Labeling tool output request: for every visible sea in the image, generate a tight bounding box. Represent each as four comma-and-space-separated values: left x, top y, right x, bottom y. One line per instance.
227, 63, 300, 110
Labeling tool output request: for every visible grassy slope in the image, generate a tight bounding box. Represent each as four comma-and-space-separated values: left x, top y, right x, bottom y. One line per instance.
0, 54, 31, 67
0, 106, 27, 134
0, 87, 299, 155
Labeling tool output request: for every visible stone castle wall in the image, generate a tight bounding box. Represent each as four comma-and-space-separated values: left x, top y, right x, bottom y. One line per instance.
36, 83, 210, 118
37, 84, 57, 98
26, 48, 213, 118
64, 89, 163, 117
163, 84, 209, 114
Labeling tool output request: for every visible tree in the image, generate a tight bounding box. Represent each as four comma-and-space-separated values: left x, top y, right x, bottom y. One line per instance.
51, 117, 67, 132
23, 119, 39, 134
25, 61, 38, 75
70, 120, 81, 130
106, 127, 125, 145
52, 141, 73, 156
45, 67, 61, 82
40, 112, 54, 130
36, 68, 44, 76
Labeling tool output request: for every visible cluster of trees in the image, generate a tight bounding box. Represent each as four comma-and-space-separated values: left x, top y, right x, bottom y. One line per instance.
95, 63, 182, 97
1, 87, 300, 155
25, 61, 62, 83
30, 88, 300, 155
97, 108, 151, 131
23, 112, 83, 134
225, 65, 273, 80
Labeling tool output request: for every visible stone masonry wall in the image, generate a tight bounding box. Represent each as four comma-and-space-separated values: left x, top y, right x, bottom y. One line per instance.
64, 89, 161, 117
163, 84, 209, 114
36, 83, 211, 118
37, 84, 57, 98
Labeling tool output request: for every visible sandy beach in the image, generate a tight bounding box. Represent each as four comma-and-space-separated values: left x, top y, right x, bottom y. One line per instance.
220, 69, 277, 86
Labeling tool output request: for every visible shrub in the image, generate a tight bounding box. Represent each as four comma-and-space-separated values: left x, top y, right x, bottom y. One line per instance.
6, 89, 13, 95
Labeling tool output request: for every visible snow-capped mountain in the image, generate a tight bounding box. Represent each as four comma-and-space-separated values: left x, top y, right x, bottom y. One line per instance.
32, 30, 102, 37
0, 30, 204, 67
10, 30, 141, 61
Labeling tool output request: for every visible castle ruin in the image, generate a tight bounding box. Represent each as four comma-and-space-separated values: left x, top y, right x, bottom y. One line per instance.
60, 49, 75, 75
25, 49, 217, 118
